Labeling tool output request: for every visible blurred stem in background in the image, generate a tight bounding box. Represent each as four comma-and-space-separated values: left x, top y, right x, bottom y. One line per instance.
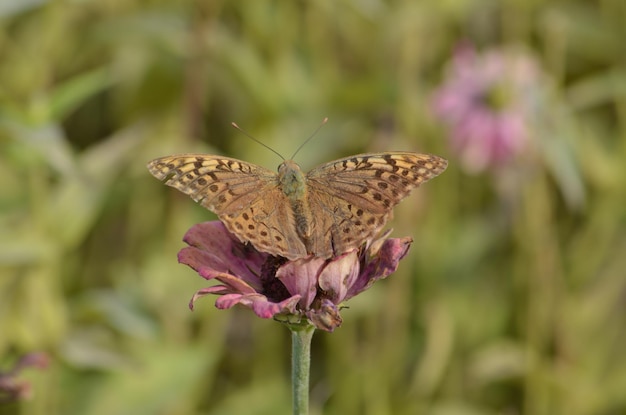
516, 171, 560, 415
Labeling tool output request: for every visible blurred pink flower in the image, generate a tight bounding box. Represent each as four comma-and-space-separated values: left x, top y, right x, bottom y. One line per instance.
432, 44, 542, 172
0, 352, 49, 402
179, 221, 412, 332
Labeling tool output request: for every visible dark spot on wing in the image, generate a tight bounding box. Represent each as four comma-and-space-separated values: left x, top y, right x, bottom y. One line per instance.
383, 154, 397, 165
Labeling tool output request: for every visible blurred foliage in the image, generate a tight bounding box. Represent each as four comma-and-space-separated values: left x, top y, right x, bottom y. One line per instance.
1, 0, 625, 414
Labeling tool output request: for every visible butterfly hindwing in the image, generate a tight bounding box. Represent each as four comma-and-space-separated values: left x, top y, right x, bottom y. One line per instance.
220, 195, 308, 259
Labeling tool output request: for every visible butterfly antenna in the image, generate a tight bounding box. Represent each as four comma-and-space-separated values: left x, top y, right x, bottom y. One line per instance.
231, 122, 285, 161
290, 117, 328, 160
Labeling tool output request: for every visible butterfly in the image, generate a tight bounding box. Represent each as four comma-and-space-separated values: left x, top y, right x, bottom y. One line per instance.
147, 152, 447, 260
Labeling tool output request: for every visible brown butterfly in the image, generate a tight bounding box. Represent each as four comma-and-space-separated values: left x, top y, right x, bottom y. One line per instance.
147, 152, 447, 260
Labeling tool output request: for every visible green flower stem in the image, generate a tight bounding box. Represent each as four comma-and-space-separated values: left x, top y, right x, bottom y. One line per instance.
290, 323, 315, 415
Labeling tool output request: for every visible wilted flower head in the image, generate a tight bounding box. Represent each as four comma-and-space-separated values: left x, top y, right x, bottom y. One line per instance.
432, 44, 543, 173
179, 221, 412, 332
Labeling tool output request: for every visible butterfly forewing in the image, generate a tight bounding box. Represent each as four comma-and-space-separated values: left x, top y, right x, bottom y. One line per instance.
147, 154, 306, 258
305, 152, 448, 257
148, 151, 447, 260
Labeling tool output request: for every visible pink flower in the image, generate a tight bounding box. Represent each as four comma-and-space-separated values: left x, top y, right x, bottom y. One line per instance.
179, 221, 412, 332
432, 44, 542, 173
0, 353, 49, 402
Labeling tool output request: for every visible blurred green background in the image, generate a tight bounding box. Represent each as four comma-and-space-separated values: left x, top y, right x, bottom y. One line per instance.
1, 1, 625, 414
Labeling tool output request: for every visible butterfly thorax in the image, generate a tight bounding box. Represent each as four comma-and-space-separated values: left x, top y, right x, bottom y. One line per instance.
278, 160, 313, 242
278, 160, 307, 200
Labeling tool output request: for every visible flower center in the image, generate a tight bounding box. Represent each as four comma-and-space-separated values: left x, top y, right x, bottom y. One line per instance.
482, 83, 513, 111
260, 256, 291, 302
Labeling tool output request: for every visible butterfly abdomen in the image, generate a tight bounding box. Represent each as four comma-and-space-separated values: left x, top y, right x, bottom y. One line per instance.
277, 160, 316, 247
292, 199, 313, 240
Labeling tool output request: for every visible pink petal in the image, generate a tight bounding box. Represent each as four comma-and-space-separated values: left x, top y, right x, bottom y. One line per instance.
347, 237, 412, 300
251, 295, 301, 318
179, 222, 267, 285
189, 286, 231, 310
188, 273, 259, 309
215, 293, 301, 319
209, 272, 260, 294
276, 257, 325, 309
318, 250, 360, 303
